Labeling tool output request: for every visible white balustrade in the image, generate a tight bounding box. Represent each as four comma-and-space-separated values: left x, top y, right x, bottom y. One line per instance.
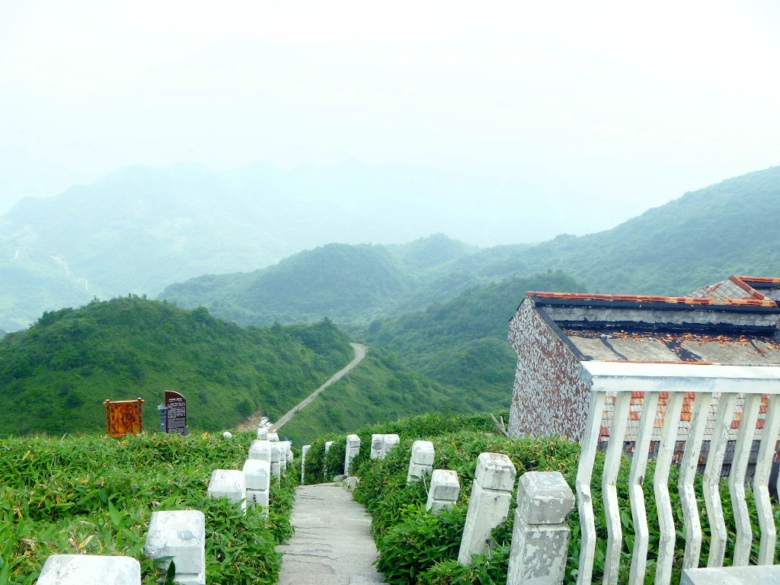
576, 361, 780, 585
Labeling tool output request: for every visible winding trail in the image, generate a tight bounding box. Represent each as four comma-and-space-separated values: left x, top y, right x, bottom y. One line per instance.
237, 343, 367, 432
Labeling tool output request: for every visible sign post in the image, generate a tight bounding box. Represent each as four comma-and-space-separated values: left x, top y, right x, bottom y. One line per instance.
164, 391, 189, 435
105, 398, 145, 438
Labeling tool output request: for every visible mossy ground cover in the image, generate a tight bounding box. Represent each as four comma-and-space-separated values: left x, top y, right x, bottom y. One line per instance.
0, 430, 296, 584
304, 412, 780, 585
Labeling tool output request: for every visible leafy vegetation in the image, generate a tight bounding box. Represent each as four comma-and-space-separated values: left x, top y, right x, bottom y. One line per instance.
0, 430, 296, 584
0, 296, 352, 436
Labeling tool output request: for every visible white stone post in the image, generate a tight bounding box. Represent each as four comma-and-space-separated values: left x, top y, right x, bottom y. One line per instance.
268, 431, 280, 442
248, 439, 271, 463
426, 469, 460, 513
407, 440, 435, 483
278, 442, 288, 474
301, 445, 311, 484
371, 434, 385, 460
506, 471, 574, 585
345, 434, 361, 476
283, 440, 293, 464
37, 555, 141, 585
458, 452, 516, 564
207, 469, 247, 513
243, 459, 271, 518
383, 434, 400, 457
324, 440, 334, 479
145, 510, 206, 585
270, 442, 282, 480
257, 426, 268, 440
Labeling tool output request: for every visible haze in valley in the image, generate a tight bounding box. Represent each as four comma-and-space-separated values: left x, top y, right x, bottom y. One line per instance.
1, 0, 780, 245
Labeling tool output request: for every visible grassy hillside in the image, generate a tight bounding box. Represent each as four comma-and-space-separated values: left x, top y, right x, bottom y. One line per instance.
0, 296, 353, 436
363, 271, 584, 405
280, 347, 483, 446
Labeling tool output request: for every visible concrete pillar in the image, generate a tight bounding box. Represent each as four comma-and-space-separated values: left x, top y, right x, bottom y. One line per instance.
278, 442, 288, 474
506, 471, 574, 585
145, 510, 206, 585
283, 440, 293, 464
268, 432, 279, 442
301, 445, 311, 484
38, 555, 141, 585
345, 434, 361, 477
248, 440, 271, 463
383, 434, 400, 457
324, 440, 334, 478
371, 434, 385, 460
426, 469, 460, 513
407, 440, 435, 483
270, 442, 282, 479
458, 452, 516, 564
243, 459, 271, 518
257, 426, 268, 440
207, 469, 247, 513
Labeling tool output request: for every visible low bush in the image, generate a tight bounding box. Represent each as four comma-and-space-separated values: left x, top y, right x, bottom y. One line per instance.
0, 431, 296, 584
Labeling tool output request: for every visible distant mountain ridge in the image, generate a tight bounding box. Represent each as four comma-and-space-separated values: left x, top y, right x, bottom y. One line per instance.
2, 163, 779, 331
159, 165, 780, 328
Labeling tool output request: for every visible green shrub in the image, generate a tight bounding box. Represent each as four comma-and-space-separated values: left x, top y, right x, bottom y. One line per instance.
0, 431, 297, 584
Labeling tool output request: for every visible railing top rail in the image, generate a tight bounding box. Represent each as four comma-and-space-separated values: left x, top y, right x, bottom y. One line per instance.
580, 361, 780, 394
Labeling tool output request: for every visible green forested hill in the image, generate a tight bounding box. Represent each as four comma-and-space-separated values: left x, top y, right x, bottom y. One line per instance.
460, 165, 780, 294
0, 296, 354, 436
160, 166, 780, 329
159, 236, 488, 327
363, 271, 584, 408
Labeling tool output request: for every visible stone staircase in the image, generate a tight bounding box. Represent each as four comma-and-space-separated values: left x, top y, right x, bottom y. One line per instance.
276, 483, 386, 585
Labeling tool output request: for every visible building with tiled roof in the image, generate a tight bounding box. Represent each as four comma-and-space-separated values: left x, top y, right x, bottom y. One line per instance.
507, 278, 780, 452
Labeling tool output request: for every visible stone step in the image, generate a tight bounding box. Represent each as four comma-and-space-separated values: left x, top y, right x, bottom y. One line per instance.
276, 483, 387, 585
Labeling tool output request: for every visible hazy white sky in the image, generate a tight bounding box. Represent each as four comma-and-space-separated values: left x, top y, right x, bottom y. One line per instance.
1, 0, 779, 241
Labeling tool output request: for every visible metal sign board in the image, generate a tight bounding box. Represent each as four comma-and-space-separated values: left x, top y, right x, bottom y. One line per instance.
164, 391, 187, 435
105, 398, 145, 438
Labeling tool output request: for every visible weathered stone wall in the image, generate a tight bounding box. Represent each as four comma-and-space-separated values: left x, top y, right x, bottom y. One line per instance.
508, 299, 588, 441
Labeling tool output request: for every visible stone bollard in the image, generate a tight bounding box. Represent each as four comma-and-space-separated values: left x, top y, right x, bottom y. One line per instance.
283, 440, 294, 465
243, 459, 271, 518
345, 434, 361, 477
506, 472, 574, 585
249, 439, 272, 463
37, 555, 141, 585
426, 469, 460, 513
301, 445, 311, 484
145, 510, 206, 585
457, 452, 516, 564
371, 434, 385, 460
268, 432, 280, 442
278, 442, 288, 474
207, 469, 247, 513
407, 440, 435, 483
257, 426, 268, 440
270, 442, 282, 479
383, 434, 400, 457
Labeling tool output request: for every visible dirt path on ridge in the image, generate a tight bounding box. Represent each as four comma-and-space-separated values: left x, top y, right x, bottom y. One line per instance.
236, 343, 367, 433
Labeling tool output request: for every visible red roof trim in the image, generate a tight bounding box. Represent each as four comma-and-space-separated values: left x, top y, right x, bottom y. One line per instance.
727, 276, 766, 299
527, 290, 777, 307
736, 275, 780, 285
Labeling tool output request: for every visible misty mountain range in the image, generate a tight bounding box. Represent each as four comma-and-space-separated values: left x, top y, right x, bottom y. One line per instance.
1, 162, 779, 331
